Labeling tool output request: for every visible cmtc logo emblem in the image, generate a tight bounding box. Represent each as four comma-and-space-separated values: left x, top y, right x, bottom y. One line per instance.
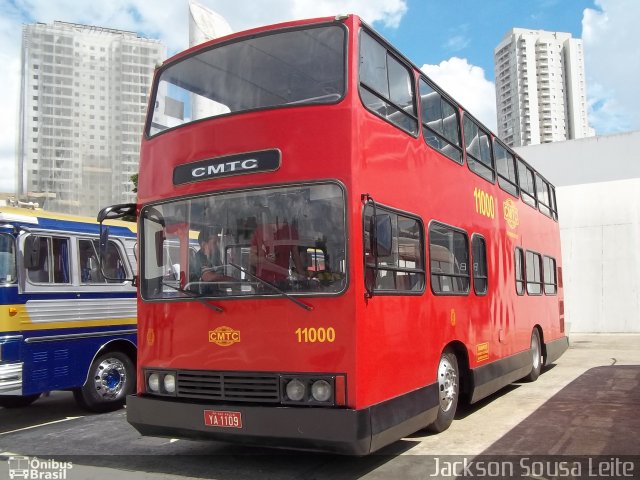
173, 149, 281, 185
209, 326, 241, 347
503, 198, 520, 230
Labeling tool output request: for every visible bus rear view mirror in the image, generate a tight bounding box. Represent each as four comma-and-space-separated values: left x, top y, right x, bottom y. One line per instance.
374, 214, 392, 258
24, 236, 41, 269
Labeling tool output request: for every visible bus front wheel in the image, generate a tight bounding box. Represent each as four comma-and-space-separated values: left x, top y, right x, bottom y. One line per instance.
0, 394, 40, 409
74, 351, 135, 412
427, 350, 459, 433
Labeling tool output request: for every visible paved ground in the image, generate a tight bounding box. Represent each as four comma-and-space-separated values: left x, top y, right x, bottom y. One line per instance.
0, 334, 639, 479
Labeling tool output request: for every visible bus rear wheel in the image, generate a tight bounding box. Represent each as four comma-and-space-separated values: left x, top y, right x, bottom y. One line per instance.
73, 351, 135, 412
524, 329, 543, 382
427, 350, 459, 433
0, 394, 40, 408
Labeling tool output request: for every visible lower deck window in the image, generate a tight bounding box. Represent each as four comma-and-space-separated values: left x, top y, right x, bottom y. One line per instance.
526, 250, 543, 295
364, 204, 425, 293
429, 223, 469, 295
543, 256, 557, 295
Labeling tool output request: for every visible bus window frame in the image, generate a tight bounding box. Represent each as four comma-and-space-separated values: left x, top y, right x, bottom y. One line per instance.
24, 234, 72, 286
514, 246, 525, 296
550, 185, 558, 220
471, 233, 488, 296
525, 249, 543, 296
517, 158, 538, 210
462, 112, 496, 184
78, 236, 131, 286
492, 138, 520, 198
418, 76, 464, 165
543, 255, 558, 295
0, 232, 17, 285
357, 28, 419, 138
144, 21, 349, 140
362, 201, 426, 296
535, 173, 553, 219
428, 220, 471, 297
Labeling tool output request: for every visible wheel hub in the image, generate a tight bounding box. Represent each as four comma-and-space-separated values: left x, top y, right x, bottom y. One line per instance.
438, 358, 457, 412
532, 334, 541, 369
93, 357, 126, 399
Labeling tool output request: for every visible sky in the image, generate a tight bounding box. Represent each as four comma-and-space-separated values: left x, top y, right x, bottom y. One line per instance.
1, 0, 639, 193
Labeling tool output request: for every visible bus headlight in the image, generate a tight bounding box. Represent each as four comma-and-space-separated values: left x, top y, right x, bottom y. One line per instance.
164, 374, 176, 393
311, 380, 332, 402
285, 379, 306, 401
148, 373, 160, 392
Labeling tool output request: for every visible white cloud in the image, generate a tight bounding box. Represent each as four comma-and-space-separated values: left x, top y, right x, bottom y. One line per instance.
205, 0, 407, 33
444, 35, 469, 52
0, 0, 408, 194
421, 57, 497, 132
582, 0, 640, 134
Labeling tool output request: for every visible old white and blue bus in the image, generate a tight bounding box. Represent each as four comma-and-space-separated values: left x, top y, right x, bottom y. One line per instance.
0, 207, 137, 411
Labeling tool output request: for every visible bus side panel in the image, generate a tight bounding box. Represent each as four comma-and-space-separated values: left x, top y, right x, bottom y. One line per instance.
20, 328, 136, 395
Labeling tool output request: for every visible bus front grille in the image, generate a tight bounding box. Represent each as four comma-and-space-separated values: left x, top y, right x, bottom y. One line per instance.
176, 370, 281, 403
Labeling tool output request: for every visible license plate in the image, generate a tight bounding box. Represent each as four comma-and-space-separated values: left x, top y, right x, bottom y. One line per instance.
203, 410, 243, 429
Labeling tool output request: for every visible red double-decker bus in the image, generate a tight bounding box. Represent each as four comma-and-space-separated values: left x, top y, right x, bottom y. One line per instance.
99, 14, 568, 454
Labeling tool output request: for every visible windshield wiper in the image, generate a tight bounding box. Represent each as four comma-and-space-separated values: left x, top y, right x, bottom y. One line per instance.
161, 280, 224, 313
227, 262, 313, 312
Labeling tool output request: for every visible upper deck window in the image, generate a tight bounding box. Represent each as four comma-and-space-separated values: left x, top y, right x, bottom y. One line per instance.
535, 173, 552, 218
148, 25, 346, 137
493, 139, 519, 197
358, 31, 418, 135
518, 159, 537, 209
419, 79, 462, 164
463, 115, 494, 182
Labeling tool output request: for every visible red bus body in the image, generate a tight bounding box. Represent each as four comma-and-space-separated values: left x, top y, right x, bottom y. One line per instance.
125, 14, 568, 454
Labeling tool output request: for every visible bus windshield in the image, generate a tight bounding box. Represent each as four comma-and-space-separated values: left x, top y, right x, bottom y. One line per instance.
149, 24, 345, 136
0, 233, 17, 284
141, 184, 346, 299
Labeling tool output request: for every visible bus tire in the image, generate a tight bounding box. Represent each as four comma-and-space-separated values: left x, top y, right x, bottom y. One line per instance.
73, 350, 135, 412
524, 329, 543, 382
427, 350, 459, 433
0, 394, 40, 409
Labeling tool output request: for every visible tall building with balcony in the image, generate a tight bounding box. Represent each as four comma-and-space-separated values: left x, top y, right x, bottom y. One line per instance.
494, 28, 594, 147
16, 21, 166, 215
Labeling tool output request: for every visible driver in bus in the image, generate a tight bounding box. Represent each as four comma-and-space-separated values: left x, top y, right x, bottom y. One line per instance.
191, 226, 227, 283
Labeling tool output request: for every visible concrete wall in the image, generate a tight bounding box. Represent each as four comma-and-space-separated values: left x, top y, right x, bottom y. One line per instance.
516, 130, 640, 332
557, 179, 640, 332
515, 130, 640, 187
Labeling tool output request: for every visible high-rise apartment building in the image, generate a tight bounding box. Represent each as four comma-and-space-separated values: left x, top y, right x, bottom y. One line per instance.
494, 28, 594, 147
17, 21, 165, 215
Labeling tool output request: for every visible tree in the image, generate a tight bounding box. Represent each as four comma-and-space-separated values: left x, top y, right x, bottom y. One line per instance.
130, 173, 138, 194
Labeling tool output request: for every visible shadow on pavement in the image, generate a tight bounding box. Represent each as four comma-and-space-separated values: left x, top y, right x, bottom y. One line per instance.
481, 365, 640, 456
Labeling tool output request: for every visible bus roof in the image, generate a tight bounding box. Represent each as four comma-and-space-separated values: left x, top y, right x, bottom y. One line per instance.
0, 207, 136, 237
